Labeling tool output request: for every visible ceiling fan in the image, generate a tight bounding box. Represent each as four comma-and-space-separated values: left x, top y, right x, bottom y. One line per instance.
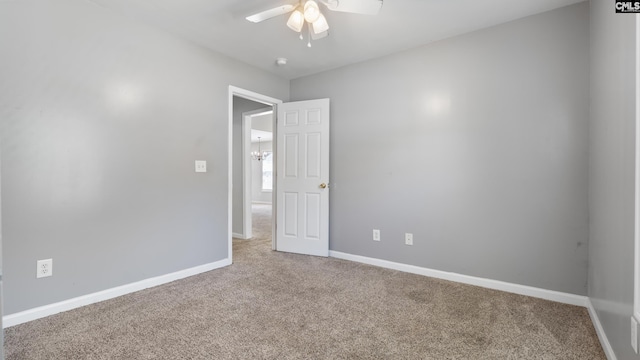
246, 0, 383, 47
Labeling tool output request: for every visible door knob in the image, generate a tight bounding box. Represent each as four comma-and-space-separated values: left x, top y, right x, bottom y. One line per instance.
319, 183, 327, 189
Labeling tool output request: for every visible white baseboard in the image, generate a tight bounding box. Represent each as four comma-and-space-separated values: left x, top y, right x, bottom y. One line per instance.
232, 232, 250, 240
329, 251, 588, 307
3, 258, 232, 328
586, 298, 617, 360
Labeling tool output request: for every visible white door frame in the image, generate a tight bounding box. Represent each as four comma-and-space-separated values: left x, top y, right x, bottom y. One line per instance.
228, 86, 282, 261
240, 107, 273, 240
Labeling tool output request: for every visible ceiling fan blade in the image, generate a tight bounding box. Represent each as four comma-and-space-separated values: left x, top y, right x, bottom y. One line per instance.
246, 4, 296, 23
323, 0, 383, 15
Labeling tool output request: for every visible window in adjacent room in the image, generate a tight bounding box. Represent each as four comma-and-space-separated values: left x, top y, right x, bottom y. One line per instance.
262, 152, 273, 191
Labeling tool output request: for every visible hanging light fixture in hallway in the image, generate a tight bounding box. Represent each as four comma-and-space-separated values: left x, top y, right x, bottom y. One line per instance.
252, 137, 267, 161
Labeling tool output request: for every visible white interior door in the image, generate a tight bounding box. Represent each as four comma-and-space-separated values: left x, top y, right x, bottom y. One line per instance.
276, 99, 330, 257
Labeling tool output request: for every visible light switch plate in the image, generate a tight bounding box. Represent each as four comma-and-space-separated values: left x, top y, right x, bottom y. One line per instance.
405, 233, 413, 246
195, 160, 207, 173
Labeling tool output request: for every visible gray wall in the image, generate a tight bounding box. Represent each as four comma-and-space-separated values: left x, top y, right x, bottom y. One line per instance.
0, 0, 288, 314
252, 141, 273, 203
232, 98, 269, 235
291, 3, 590, 295
588, 0, 637, 359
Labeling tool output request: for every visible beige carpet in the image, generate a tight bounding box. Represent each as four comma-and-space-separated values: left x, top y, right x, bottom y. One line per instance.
5, 204, 605, 359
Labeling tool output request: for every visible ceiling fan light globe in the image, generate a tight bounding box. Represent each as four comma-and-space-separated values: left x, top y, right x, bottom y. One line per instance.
312, 13, 329, 34
286, 9, 304, 32
325, 0, 339, 11
310, 29, 328, 40
304, 0, 321, 23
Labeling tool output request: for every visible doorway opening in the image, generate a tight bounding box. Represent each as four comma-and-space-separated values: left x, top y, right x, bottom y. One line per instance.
247, 110, 274, 246
239, 107, 274, 243
228, 86, 282, 262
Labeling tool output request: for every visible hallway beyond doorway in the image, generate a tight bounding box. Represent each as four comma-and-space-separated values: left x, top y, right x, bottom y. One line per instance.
250, 203, 272, 241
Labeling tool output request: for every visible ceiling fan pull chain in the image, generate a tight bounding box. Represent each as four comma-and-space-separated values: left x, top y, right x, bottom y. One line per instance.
299, 15, 304, 41
307, 22, 312, 47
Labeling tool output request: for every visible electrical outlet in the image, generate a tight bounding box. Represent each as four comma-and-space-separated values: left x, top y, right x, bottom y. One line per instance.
405, 233, 413, 246
632, 317, 638, 353
36, 259, 53, 278
373, 229, 381, 241
195, 160, 207, 173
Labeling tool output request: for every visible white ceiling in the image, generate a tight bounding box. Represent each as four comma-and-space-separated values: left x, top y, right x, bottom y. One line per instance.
89, 0, 585, 80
